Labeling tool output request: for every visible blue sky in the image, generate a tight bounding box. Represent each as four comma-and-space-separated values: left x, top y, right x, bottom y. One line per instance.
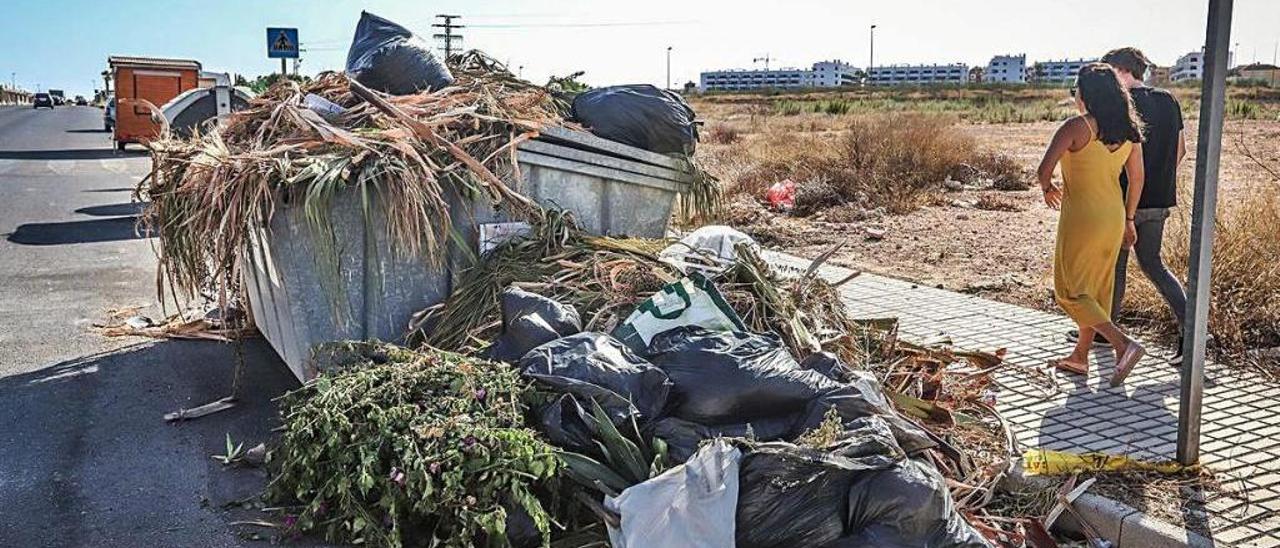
1, 0, 1277, 97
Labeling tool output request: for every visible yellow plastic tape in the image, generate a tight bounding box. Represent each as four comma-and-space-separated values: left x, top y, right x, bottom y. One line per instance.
1021, 449, 1196, 475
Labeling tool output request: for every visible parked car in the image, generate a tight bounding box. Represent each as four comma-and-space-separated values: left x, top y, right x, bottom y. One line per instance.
32, 93, 54, 109
103, 98, 116, 131
74, 96, 87, 106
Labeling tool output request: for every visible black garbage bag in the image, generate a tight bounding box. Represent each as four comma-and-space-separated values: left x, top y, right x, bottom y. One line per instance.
794, 374, 937, 454
518, 333, 671, 450
489, 287, 582, 363
643, 327, 839, 425
836, 459, 991, 548
648, 415, 797, 464
800, 351, 855, 382
570, 84, 698, 154
345, 11, 454, 95
735, 417, 904, 548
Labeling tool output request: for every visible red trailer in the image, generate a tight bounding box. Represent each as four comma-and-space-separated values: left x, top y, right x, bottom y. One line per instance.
108, 56, 201, 150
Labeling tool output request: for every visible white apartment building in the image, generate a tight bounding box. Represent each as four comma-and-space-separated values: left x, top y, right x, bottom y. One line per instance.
867, 63, 969, 85
1031, 58, 1097, 85
985, 54, 1026, 83
699, 60, 861, 92
1171, 49, 1234, 82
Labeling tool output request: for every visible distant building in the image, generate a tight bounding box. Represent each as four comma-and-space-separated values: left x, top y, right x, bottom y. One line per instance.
1172, 49, 1235, 82
1231, 63, 1280, 86
985, 54, 1027, 83
867, 63, 969, 86
1146, 66, 1172, 86
699, 60, 861, 92
1031, 58, 1097, 85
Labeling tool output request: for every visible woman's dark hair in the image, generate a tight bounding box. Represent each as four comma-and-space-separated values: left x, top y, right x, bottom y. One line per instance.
1076, 63, 1144, 145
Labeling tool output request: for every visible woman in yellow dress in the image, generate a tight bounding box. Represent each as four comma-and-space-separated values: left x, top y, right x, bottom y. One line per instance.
1035, 63, 1147, 386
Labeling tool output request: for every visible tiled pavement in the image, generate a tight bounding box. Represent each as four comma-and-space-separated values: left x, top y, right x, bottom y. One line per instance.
767, 251, 1280, 547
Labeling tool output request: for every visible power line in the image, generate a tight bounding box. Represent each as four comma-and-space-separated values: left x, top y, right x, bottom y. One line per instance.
467, 20, 695, 29
432, 14, 464, 59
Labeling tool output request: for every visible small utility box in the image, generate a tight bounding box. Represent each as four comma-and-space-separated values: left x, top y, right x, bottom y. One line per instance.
244, 126, 694, 381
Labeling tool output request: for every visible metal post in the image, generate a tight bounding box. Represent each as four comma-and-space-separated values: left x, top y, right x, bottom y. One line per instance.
666, 46, 672, 90
281, 58, 287, 77
868, 24, 876, 86
1177, 0, 1234, 466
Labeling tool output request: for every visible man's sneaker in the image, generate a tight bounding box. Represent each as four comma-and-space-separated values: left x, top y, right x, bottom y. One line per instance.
1067, 329, 1109, 347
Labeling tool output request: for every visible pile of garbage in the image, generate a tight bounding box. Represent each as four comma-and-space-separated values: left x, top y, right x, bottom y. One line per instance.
135, 10, 1042, 547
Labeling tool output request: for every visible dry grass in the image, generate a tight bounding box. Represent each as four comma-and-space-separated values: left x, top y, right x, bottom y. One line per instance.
700, 113, 1013, 215
974, 194, 1024, 212
1126, 181, 1280, 358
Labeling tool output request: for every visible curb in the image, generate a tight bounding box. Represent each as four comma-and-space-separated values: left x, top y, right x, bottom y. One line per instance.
1055, 492, 1214, 547
1009, 470, 1214, 547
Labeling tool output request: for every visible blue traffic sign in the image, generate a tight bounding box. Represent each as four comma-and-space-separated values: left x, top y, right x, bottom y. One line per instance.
267, 28, 299, 59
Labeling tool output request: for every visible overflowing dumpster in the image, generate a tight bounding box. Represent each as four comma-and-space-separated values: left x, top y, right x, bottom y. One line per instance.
244, 125, 693, 381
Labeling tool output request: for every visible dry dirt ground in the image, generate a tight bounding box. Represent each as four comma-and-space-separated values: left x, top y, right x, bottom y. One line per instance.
740, 119, 1280, 319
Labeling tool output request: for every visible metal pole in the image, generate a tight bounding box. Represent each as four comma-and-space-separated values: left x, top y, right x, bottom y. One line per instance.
666, 46, 672, 90
1177, 0, 1233, 466
281, 58, 287, 77
868, 25, 876, 86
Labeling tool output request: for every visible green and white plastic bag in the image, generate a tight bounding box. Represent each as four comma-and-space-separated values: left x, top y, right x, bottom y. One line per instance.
613, 272, 746, 353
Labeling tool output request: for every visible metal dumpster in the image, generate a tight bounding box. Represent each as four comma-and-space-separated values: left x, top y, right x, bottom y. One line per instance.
244, 126, 694, 381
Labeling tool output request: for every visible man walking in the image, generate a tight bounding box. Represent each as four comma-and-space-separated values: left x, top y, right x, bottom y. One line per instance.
1070, 47, 1190, 359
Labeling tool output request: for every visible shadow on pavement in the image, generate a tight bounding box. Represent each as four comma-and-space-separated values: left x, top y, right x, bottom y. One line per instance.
0, 149, 147, 160
83, 187, 138, 193
0, 339, 300, 547
6, 216, 151, 245
75, 202, 147, 217
65, 129, 110, 134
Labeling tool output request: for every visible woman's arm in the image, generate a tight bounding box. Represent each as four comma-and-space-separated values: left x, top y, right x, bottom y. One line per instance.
1123, 142, 1146, 248
1035, 119, 1080, 209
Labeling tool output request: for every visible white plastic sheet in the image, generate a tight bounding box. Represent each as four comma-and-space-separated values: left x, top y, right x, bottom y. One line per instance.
604, 439, 741, 548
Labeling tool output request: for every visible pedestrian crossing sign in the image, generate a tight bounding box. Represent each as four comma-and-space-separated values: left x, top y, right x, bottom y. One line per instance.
267, 28, 299, 59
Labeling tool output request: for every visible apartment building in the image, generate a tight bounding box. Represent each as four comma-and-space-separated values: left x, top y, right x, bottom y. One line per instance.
985, 54, 1027, 83
867, 63, 969, 85
1031, 58, 1097, 85
699, 60, 861, 91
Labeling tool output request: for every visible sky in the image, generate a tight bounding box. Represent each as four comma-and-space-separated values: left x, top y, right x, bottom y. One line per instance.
0, 0, 1277, 97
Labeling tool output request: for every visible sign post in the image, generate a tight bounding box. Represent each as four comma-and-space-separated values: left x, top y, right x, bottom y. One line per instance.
1176, 0, 1233, 466
267, 27, 300, 76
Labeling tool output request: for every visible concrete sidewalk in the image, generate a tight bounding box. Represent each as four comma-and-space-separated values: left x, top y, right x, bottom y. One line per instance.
768, 251, 1280, 547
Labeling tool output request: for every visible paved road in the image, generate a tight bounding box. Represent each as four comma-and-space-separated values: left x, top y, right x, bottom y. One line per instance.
0, 105, 303, 546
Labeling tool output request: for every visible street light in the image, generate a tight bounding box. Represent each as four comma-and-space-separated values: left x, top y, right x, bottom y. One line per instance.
868, 25, 877, 86
666, 46, 673, 91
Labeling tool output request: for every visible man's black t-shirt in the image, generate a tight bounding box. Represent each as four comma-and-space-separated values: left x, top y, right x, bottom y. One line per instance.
1120, 87, 1184, 208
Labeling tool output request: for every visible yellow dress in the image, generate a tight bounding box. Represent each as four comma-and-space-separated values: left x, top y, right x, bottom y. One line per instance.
1054, 122, 1131, 327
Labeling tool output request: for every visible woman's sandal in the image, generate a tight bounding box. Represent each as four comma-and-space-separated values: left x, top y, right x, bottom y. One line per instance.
1110, 341, 1147, 387
1051, 358, 1089, 375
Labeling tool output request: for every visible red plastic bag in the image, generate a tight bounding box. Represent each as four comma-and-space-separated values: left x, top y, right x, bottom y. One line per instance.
765, 179, 796, 211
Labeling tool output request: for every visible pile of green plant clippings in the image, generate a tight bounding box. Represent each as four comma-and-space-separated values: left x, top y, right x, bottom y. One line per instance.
267, 342, 559, 548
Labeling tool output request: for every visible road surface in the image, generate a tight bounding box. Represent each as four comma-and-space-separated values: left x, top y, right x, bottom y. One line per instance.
0, 105, 304, 546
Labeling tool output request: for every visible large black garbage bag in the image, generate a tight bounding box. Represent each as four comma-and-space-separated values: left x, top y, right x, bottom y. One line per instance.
643, 327, 838, 425
570, 84, 698, 154
836, 459, 991, 548
648, 415, 797, 464
735, 417, 904, 548
518, 333, 671, 450
794, 373, 937, 454
489, 287, 582, 363
800, 351, 855, 382
345, 11, 454, 95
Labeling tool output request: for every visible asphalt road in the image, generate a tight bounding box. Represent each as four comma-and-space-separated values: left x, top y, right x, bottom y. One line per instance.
0, 105, 304, 546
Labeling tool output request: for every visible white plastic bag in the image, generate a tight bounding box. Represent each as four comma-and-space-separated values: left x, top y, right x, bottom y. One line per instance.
605, 439, 741, 548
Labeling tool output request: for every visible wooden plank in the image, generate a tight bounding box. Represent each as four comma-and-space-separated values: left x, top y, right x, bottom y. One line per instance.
516, 150, 687, 193
519, 140, 692, 184
535, 126, 690, 171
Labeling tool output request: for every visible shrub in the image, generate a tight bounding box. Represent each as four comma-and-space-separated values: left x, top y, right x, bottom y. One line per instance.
268, 343, 559, 547
703, 123, 741, 144
1126, 183, 1280, 359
